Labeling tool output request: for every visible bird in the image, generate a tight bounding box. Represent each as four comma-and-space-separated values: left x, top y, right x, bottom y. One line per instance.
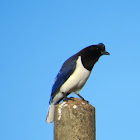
46, 43, 110, 123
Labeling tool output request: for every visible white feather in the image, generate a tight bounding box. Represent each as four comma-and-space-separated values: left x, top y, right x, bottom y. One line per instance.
46, 104, 55, 123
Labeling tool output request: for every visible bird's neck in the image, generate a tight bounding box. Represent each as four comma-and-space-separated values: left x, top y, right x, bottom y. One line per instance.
81, 54, 99, 71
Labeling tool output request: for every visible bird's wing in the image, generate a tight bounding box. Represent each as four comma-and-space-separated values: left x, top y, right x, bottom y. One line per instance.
49, 55, 78, 103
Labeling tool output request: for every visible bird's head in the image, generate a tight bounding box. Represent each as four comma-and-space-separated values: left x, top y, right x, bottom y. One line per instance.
76, 43, 110, 71
78, 43, 110, 59
87, 43, 110, 58
96, 43, 110, 56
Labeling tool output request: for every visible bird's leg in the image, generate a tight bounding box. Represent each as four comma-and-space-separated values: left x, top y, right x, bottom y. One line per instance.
62, 92, 69, 102
62, 92, 74, 102
77, 93, 85, 100
76, 93, 89, 103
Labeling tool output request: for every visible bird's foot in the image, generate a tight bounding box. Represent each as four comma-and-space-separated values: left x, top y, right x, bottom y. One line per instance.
83, 99, 89, 103
76, 93, 89, 103
63, 97, 74, 102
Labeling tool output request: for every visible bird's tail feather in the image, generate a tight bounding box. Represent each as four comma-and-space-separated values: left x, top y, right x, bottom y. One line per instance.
46, 104, 55, 123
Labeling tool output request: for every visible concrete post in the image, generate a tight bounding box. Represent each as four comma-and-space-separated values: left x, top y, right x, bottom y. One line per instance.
54, 98, 96, 140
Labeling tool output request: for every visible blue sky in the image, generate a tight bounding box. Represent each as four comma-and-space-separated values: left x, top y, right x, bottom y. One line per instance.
0, 0, 140, 139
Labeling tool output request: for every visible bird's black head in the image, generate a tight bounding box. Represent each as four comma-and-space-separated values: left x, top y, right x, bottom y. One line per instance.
78, 43, 110, 71
80, 43, 110, 58
95, 43, 110, 56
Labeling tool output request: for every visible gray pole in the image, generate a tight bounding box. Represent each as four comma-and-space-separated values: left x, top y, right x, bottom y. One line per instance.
54, 98, 96, 140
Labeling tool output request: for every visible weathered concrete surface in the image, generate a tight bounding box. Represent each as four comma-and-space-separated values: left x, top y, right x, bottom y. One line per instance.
54, 98, 95, 140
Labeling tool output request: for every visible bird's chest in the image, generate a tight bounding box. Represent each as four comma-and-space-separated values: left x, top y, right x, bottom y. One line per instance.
60, 56, 91, 93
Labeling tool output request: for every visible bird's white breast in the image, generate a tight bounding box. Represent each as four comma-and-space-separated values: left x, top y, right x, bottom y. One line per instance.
60, 56, 91, 93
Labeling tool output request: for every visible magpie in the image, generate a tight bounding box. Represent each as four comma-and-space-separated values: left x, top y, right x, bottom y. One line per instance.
46, 43, 110, 123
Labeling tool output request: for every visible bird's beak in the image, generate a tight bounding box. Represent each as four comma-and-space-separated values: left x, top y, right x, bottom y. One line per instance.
101, 51, 110, 55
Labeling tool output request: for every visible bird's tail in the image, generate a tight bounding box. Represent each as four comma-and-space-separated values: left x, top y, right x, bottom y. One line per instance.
46, 104, 55, 123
